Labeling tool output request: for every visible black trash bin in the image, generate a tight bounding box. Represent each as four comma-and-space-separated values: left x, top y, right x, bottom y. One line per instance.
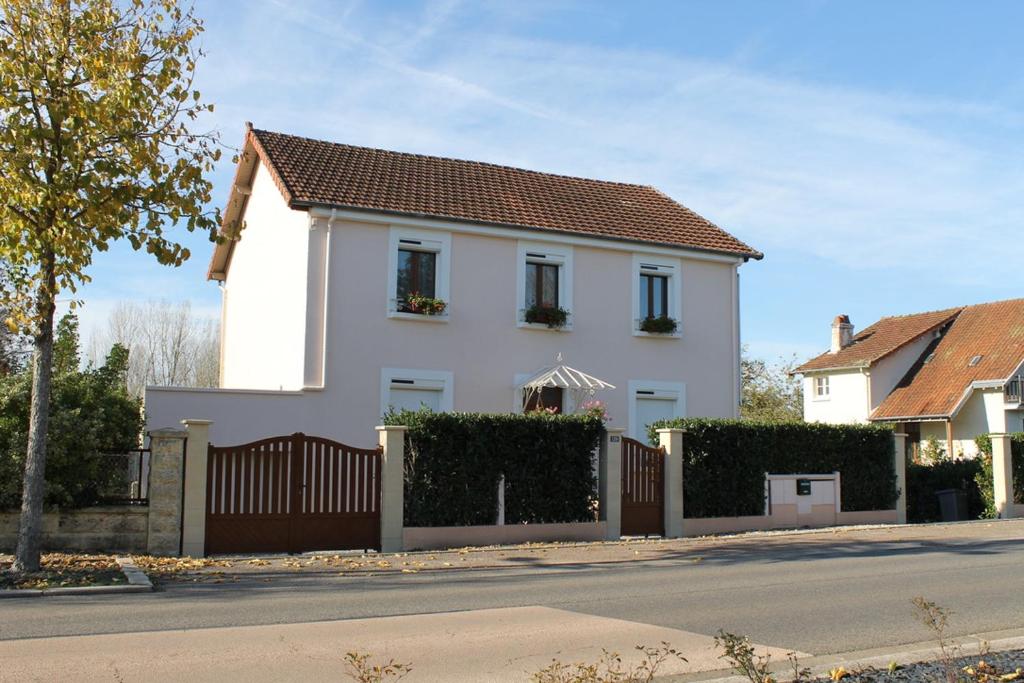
935, 488, 968, 522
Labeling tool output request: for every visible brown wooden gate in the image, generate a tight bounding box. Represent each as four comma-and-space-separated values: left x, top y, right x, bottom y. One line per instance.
620, 437, 664, 536
205, 433, 381, 555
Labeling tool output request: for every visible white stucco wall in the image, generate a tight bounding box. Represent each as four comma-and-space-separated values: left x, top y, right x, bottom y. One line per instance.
147, 214, 744, 447
219, 162, 309, 390
910, 389, 1012, 459
803, 370, 870, 424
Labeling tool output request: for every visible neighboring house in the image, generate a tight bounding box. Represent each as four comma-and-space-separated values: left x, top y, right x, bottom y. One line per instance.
145, 124, 761, 445
793, 299, 1024, 458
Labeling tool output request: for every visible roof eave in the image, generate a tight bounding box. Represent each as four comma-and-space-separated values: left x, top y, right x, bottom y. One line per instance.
296, 200, 762, 261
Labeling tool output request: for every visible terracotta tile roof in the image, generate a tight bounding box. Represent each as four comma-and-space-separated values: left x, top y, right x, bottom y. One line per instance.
871, 299, 1024, 420
793, 307, 962, 373
245, 127, 761, 259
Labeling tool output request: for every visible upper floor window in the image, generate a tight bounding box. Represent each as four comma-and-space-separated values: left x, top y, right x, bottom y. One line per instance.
397, 248, 437, 305
632, 255, 682, 337
526, 260, 559, 308
814, 376, 830, 398
517, 242, 573, 330
640, 272, 669, 319
387, 228, 451, 321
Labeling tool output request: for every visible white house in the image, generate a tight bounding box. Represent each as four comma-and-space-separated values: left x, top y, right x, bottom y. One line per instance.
145, 124, 762, 446
793, 299, 1024, 458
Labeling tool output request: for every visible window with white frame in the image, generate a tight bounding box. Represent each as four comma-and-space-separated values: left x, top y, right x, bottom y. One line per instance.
387, 228, 451, 319
814, 376, 830, 399
632, 255, 682, 336
380, 368, 453, 417
628, 380, 686, 441
516, 242, 573, 329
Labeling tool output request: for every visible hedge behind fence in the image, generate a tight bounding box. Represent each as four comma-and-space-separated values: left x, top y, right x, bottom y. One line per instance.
383, 410, 603, 527
647, 418, 898, 518
974, 433, 1024, 511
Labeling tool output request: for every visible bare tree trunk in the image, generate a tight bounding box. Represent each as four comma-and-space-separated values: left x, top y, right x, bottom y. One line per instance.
12, 258, 56, 574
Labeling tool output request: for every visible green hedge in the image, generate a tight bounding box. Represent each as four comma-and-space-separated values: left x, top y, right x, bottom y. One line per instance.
647, 418, 898, 518
906, 460, 986, 522
974, 433, 1024, 512
383, 410, 603, 527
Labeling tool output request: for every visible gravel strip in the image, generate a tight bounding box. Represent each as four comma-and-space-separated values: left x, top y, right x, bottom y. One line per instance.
813, 648, 1024, 682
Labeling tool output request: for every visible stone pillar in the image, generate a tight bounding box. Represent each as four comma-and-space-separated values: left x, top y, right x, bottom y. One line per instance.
146, 428, 187, 556
657, 428, 685, 538
377, 425, 406, 553
180, 419, 212, 557
893, 432, 908, 524
599, 428, 624, 540
992, 433, 1016, 519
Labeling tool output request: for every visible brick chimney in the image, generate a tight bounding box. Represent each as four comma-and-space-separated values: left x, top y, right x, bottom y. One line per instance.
830, 315, 854, 354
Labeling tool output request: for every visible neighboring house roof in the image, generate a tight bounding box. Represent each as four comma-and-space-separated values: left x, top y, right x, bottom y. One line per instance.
209, 124, 761, 279
871, 298, 1024, 421
793, 307, 962, 373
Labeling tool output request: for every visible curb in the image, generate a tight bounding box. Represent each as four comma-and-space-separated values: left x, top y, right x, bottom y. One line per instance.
0, 556, 153, 599
672, 631, 1024, 683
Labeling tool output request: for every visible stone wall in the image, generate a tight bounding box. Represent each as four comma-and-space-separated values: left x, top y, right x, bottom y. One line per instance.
146, 428, 187, 555
0, 507, 149, 553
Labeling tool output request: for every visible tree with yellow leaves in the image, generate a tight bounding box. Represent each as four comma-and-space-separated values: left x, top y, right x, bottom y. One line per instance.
0, 0, 220, 572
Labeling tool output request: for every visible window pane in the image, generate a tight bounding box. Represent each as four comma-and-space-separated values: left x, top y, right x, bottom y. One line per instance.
525, 263, 538, 307
417, 251, 436, 298
397, 249, 436, 302
653, 275, 667, 317
541, 264, 558, 307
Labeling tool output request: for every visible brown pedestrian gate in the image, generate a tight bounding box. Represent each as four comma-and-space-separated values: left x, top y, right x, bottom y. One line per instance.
205, 433, 382, 555
620, 437, 664, 536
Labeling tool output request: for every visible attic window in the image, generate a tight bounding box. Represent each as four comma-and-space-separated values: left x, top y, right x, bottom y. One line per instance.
968, 355, 983, 367
923, 353, 935, 364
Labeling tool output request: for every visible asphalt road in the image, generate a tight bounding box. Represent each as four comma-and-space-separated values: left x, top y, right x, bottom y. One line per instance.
3, 521, 1024, 656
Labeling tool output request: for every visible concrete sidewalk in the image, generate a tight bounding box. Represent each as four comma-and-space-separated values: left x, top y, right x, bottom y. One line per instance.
0, 606, 800, 682
157, 519, 1024, 583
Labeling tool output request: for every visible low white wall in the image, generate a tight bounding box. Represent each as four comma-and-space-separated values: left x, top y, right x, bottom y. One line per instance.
683, 508, 898, 536
403, 522, 606, 550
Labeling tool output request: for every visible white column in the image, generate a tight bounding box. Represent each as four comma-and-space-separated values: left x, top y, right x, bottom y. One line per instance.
377, 425, 407, 552
599, 428, 624, 540
657, 428, 685, 538
992, 433, 1016, 519
893, 432, 907, 524
303, 216, 332, 389
180, 419, 212, 557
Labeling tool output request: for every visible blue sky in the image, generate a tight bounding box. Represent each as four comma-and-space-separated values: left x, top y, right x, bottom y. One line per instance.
75, 0, 1024, 363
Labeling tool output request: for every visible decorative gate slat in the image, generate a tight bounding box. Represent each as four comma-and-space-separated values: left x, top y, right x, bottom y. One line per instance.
620, 437, 665, 536
205, 433, 381, 555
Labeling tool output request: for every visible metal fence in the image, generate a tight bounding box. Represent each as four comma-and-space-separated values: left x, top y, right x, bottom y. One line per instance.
93, 448, 151, 505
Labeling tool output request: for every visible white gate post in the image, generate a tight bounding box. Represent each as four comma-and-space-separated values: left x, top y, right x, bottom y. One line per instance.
657, 428, 685, 538
599, 428, 624, 540
377, 425, 407, 552
992, 433, 1016, 519
893, 432, 908, 524
180, 419, 212, 557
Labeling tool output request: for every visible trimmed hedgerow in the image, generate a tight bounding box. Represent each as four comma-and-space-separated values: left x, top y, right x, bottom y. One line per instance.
383, 410, 603, 527
906, 459, 985, 522
973, 433, 1024, 514
647, 418, 898, 518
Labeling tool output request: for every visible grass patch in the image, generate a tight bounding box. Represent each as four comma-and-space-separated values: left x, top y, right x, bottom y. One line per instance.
0, 553, 126, 590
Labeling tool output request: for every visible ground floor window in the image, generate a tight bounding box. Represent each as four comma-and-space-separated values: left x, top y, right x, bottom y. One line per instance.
628, 380, 686, 441
380, 368, 453, 418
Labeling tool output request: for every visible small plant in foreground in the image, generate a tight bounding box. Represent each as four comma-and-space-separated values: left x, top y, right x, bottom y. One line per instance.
912, 596, 959, 683
531, 642, 686, 682
343, 652, 411, 682
715, 631, 776, 683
